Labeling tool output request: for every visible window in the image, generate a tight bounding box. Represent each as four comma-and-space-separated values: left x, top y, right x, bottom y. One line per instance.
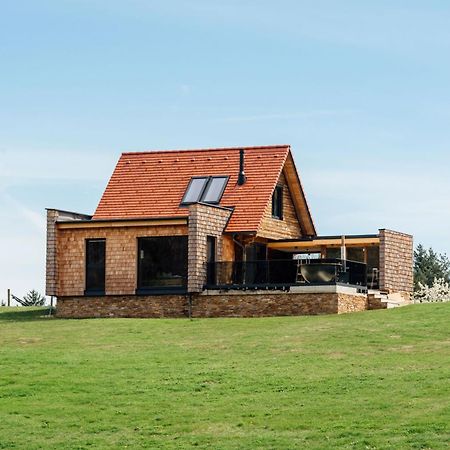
202, 177, 228, 203
272, 185, 283, 219
181, 176, 228, 205
181, 177, 208, 204
137, 236, 188, 292
206, 236, 217, 285
85, 239, 106, 294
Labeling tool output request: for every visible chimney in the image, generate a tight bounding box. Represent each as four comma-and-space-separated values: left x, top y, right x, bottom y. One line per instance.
237, 149, 246, 185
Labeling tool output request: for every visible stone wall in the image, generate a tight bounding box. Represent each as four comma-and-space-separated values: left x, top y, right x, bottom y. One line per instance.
187, 203, 233, 292
193, 291, 367, 317
257, 172, 303, 240
56, 291, 367, 318
379, 229, 413, 298
338, 293, 369, 313
56, 224, 188, 296
56, 295, 188, 318
367, 293, 388, 310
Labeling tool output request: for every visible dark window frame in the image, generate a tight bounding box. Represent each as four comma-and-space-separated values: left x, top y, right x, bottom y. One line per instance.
85, 238, 106, 296
136, 236, 188, 295
201, 176, 229, 204
272, 185, 283, 220
206, 235, 217, 285
180, 176, 209, 205
180, 175, 229, 206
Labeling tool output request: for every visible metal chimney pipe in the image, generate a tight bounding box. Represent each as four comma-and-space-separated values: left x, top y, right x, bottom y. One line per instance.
237, 149, 246, 185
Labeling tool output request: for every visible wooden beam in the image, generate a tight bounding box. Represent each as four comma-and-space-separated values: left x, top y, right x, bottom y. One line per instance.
268, 237, 380, 250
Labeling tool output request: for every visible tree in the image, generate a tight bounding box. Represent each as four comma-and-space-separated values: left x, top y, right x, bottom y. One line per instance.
414, 244, 450, 291
12, 290, 46, 307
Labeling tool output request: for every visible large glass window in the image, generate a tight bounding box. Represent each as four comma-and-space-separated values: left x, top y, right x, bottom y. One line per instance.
326, 247, 341, 259
346, 247, 365, 263
137, 236, 188, 291
85, 239, 106, 294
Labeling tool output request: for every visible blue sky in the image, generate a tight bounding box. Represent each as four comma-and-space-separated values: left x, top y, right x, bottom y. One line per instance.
1, 0, 450, 302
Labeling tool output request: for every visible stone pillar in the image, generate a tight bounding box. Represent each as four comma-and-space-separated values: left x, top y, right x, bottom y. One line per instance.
187, 203, 232, 293
379, 229, 414, 299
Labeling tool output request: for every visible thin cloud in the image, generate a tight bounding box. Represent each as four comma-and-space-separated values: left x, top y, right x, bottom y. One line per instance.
0, 148, 117, 185
1, 193, 46, 232
216, 109, 358, 123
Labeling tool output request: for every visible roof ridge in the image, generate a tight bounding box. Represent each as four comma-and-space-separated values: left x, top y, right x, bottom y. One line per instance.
122, 145, 290, 156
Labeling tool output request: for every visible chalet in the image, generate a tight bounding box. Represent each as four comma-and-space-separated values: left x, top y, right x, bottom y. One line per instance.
46, 145, 413, 318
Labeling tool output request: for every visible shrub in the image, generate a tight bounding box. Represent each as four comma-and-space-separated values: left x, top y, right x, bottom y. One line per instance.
414, 278, 450, 303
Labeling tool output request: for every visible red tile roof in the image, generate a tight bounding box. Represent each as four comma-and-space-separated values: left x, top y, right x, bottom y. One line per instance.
93, 145, 291, 232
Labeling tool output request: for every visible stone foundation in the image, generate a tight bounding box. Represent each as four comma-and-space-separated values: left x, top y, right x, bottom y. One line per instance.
367, 294, 388, 310
56, 291, 368, 319
56, 295, 188, 318
192, 292, 367, 317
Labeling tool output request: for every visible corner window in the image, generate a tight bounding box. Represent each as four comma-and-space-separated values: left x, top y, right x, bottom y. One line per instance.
85, 239, 106, 295
137, 236, 188, 292
181, 176, 228, 205
272, 185, 283, 219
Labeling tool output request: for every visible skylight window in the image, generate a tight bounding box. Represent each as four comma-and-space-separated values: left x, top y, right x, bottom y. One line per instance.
202, 176, 228, 203
181, 176, 228, 205
181, 177, 208, 204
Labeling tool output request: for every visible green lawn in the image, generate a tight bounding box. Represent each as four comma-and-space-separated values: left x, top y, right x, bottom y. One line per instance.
0, 305, 449, 449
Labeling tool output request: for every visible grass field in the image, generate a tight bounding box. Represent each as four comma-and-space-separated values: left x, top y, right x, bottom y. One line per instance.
0, 304, 449, 449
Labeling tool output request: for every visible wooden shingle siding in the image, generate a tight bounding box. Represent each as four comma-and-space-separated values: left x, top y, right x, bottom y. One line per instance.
379, 229, 413, 299
257, 172, 302, 240
46, 210, 58, 296
187, 204, 232, 292
57, 224, 188, 297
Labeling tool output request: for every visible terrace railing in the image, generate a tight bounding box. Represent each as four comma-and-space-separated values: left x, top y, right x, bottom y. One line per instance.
205, 258, 367, 290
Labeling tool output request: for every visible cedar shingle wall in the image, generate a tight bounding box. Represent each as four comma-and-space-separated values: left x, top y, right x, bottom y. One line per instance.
379, 229, 413, 298
57, 224, 188, 296
46, 210, 59, 296
187, 204, 232, 292
257, 172, 302, 240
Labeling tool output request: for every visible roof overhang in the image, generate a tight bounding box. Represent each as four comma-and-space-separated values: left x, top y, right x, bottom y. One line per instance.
56, 217, 188, 230
276, 151, 317, 237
